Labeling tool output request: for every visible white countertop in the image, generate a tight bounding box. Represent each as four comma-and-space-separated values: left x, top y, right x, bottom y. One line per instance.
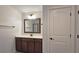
15, 35, 43, 39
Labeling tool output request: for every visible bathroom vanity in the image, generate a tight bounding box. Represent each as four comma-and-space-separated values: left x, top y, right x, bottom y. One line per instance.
15, 37, 42, 53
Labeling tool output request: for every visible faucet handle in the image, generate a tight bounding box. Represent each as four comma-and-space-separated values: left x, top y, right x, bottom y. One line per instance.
30, 34, 33, 36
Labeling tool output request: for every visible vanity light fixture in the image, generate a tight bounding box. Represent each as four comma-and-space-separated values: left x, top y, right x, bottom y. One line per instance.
28, 14, 36, 19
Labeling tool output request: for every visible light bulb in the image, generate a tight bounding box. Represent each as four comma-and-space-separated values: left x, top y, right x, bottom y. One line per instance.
28, 14, 36, 19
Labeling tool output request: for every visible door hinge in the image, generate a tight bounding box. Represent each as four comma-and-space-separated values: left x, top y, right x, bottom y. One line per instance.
78, 10, 79, 14
70, 12, 71, 16
77, 35, 79, 38
70, 34, 71, 38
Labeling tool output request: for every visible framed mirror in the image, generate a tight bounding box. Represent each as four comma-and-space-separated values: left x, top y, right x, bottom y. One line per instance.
24, 18, 41, 33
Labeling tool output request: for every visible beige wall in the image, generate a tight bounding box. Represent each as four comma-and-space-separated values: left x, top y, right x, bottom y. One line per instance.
0, 6, 22, 52
0, 6, 22, 35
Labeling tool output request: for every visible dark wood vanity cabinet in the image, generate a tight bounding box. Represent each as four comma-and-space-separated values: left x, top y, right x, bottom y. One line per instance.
15, 37, 42, 53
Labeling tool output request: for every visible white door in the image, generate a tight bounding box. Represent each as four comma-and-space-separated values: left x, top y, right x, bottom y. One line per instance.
48, 7, 74, 53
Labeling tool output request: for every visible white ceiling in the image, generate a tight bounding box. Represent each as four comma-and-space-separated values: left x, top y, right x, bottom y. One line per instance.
11, 5, 42, 13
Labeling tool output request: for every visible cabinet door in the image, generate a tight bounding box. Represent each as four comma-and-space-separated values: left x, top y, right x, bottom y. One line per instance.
27, 39, 34, 53
16, 38, 22, 51
34, 39, 42, 53
21, 39, 28, 52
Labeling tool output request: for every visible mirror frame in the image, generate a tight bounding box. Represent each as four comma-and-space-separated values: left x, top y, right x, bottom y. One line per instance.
24, 18, 41, 33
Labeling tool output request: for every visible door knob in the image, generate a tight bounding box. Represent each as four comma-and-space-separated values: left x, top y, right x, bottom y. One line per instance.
49, 38, 54, 40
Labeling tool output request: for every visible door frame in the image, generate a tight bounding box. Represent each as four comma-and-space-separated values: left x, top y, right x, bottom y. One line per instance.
75, 6, 79, 52
43, 5, 76, 53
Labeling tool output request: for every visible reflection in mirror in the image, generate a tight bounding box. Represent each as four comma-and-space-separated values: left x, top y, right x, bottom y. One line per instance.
24, 18, 41, 33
